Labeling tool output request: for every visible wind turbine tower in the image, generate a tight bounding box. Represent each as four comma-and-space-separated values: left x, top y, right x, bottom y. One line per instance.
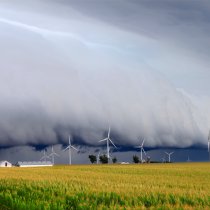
97, 151, 100, 164
135, 138, 147, 163
49, 146, 59, 165
165, 152, 174, 163
99, 127, 117, 162
63, 135, 78, 165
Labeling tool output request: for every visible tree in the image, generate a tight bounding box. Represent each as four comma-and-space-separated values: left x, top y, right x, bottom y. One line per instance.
88, 155, 97, 164
99, 154, 108, 164
112, 157, 117, 164
133, 155, 139, 163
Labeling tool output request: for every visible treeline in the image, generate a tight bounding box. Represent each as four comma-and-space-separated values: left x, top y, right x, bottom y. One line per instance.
88, 154, 151, 164
88, 155, 117, 164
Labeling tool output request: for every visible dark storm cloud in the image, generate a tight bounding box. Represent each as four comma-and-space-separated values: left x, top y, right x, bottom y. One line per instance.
0, 0, 210, 150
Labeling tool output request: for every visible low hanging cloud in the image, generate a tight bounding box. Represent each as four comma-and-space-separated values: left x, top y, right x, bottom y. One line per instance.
0, 0, 210, 149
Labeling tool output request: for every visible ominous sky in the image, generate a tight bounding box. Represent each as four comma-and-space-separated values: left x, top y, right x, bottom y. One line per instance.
0, 0, 210, 155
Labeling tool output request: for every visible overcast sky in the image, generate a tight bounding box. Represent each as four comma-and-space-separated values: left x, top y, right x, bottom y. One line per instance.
0, 0, 210, 162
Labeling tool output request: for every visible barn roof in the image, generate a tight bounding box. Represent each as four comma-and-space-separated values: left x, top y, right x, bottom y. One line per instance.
16, 161, 53, 166
0, 160, 12, 164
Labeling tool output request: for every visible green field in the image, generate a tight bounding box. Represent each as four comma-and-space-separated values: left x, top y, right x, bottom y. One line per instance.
0, 163, 210, 209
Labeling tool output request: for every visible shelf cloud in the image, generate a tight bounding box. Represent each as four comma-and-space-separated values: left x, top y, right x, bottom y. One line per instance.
0, 0, 210, 149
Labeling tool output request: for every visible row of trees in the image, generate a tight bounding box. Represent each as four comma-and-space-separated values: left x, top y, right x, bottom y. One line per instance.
132, 155, 151, 163
88, 155, 117, 164
88, 154, 150, 164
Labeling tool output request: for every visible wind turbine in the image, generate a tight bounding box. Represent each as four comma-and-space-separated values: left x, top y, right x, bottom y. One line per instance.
40, 149, 50, 162
161, 157, 166, 163
49, 145, 59, 165
165, 152, 174, 163
63, 135, 78, 165
97, 151, 100, 164
208, 130, 210, 161
99, 127, 117, 162
135, 138, 147, 163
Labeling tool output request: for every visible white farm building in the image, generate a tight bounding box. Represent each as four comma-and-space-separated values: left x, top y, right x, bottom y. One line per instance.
0, 160, 12, 167
16, 161, 53, 167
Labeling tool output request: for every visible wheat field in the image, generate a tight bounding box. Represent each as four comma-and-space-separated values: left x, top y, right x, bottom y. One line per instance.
0, 163, 210, 209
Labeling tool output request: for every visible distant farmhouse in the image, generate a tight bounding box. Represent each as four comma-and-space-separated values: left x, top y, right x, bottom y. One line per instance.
0, 160, 12, 167
16, 161, 53, 167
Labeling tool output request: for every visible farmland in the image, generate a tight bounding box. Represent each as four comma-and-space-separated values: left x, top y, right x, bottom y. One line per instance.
0, 163, 210, 209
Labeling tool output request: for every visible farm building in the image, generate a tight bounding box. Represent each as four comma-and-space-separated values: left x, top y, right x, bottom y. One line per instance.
16, 161, 53, 167
120, 162, 130, 164
0, 160, 12, 167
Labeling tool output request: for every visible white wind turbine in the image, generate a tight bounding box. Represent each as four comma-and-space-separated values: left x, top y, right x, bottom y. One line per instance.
49, 145, 59, 165
97, 151, 100, 164
165, 152, 174, 163
161, 157, 166, 163
99, 127, 117, 162
40, 149, 50, 162
63, 135, 78, 165
135, 138, 147, 163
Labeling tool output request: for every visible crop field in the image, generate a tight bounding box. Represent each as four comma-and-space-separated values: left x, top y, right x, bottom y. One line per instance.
0, 163, 210, 210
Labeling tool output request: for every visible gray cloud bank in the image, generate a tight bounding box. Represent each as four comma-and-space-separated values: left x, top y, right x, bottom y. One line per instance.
0, 0, 210, 149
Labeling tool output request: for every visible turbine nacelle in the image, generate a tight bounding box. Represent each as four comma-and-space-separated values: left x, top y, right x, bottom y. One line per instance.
63, 135, 78, 165
49, 146, 59, 157
165, 151, 174, 163
98, 127, 117, 161
63, 135, 78, 151
99, 137, 117, 149
49, 146, 59, 165
135, 138, 147, 162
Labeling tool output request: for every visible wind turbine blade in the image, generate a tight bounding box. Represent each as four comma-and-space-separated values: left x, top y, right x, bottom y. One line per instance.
40, 156, 46, 160
99, 138, 108, 142
109, 138, 117, 148
71, 145, 78, 151
49, 152, 59, 157
63, 146, 70, 152
108, 126, 111, 138
54, 152, 60, 157
134, 146, 141, 148
165, 152, 169, 155
141, 138, 145, 147
170, 152, 174, 155
142, 148, 147, 156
